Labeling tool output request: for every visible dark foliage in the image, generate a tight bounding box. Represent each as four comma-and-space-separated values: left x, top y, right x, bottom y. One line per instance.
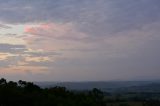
0, 78, 105, 106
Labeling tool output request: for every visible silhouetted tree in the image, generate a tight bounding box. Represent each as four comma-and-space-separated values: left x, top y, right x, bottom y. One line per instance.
0, 78, 106, 106
0, 78, 6, 85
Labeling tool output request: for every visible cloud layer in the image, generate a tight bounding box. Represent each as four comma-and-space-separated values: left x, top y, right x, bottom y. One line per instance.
0, 0, 160, 81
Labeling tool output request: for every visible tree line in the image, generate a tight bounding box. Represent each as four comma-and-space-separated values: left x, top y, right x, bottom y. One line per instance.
0, 78, 105, 106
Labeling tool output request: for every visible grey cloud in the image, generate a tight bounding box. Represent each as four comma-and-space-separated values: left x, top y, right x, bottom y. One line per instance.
25, 51, 61, 57
0, 43, 61, 56
0, 43, 27, 53
0, 24, 11, 29
0, 43, 61, 68
0, 44, 26, 67
4, 33, 18, 37
0, 0, 160, 35
0, 53, 24, 68
0, 0, 160, 81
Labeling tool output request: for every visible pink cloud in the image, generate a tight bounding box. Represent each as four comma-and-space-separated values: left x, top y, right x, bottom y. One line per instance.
23, 23, 89, 51
25, 23, 52, 35
24, 23, 88, 40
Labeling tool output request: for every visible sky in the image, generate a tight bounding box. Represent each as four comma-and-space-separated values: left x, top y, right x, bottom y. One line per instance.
0, 0, 160, 81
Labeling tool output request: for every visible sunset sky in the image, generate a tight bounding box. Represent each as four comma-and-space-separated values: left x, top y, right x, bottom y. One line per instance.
0, 0, 160, 81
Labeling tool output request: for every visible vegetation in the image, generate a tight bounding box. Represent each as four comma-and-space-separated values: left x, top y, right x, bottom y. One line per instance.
0, 78, 160, 106
104, 92, 160, 106
0, 78, 105, 106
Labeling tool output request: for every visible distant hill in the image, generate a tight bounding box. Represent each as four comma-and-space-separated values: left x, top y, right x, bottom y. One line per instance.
35, 81, 160, 92
116, 83, 160, 93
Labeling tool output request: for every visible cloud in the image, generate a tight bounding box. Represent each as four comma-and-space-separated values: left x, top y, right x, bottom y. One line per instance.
0, 43, 26, 53
0, 43, 61, 73
0, 24, 11, 29
24, 23, 88, 41
0, 0, 160, 35
0, 53, 14, 61
0, 0, 160, 81
22, 22, 93, 52
0, 65, 48, 75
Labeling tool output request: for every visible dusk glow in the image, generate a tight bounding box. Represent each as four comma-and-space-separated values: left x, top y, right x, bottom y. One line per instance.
0, 0, 160, 81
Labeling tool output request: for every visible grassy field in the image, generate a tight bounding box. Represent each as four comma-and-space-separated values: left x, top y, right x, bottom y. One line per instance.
104, 92, 160, 106
106, 102, 143, 106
